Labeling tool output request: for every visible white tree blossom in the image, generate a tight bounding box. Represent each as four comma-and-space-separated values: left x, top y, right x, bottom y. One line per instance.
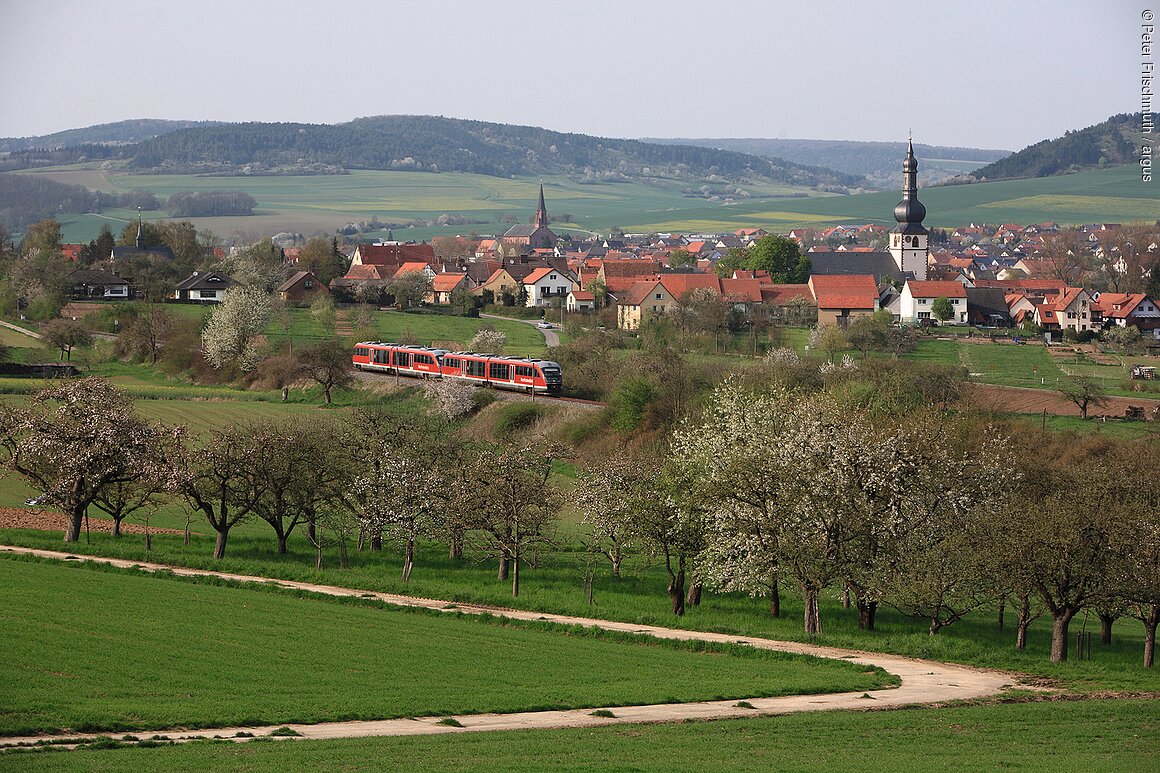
201, 286, 272, 371
468, 327, 506, 354
424, 379, 476, 422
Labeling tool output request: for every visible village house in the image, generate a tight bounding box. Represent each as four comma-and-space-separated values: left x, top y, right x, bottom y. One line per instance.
566, 290, 597, 312
523, 266, 577, 307
174, 271, 237, 303
275, 270, 328, 303
66, 268, 131, 300
1093, 292, 1160, 334
808, 274, 879, 328
898, 280, 968, 325
430, 272, 473, 305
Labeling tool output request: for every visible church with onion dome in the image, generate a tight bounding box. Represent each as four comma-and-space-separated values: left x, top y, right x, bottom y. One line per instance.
887, 138, 929, 281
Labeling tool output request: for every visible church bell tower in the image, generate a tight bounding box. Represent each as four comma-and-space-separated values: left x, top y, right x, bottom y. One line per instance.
889, 138, 929, 280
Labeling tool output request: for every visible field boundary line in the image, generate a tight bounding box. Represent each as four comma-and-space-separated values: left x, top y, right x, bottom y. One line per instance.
0, 545, 1016, 748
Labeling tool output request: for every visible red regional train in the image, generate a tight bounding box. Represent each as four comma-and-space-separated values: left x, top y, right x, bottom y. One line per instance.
352, 342, 563, 395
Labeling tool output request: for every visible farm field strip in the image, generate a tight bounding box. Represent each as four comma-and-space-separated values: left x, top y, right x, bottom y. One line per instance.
0, 546, 1012, 750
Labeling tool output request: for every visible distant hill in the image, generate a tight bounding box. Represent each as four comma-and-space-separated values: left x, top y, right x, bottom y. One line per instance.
0, 119, 223, 153
641, 137, 1009, 188
969, 113, 1149, 180
120, 115, 865, 189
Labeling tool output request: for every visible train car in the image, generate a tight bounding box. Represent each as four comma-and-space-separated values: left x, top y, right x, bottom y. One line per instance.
352, 341, 562, 395
440, 352, 562, 395
351, 342, 446, 379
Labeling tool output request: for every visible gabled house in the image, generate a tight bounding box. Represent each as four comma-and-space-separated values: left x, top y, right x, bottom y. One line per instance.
617, 279, 668, 331
473, 268, 524, 304
67, 269, 131, 300
1093, 293, 1160, 332
566, 290, 597, 312
1051, 287, 1094, 332
175, 271, 237, 303
899, 280, 968, 325
430, 272, 473, 305
807, 274, 879, 328
276, 271, 328, 303
523, 266, 577, 307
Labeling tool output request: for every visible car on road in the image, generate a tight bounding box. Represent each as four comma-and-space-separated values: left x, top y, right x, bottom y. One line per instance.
536, 321, 554, 329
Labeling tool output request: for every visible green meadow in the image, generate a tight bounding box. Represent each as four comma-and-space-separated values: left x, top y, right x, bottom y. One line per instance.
8, 699, 1156, 773
24, 162, 1152, 245
0, 555, 894, 737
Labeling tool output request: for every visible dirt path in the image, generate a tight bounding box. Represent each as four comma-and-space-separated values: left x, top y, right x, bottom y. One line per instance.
0, 546, 1015, 749
970, 383, 1160, 419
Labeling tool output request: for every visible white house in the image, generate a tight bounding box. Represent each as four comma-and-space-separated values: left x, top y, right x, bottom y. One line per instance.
899, 280, 967, 325
523, 266, 575, 308
566, 290, 597, 312
174, 271, 238, 303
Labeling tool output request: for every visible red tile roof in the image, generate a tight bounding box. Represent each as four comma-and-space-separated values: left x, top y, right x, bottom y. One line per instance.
355, 243, 435, 266
808, 274, 878, 310
906, 280, 967, 299
432, 273, 467, 292
395, 261, 430, 277
658, 274, 722, 298
720, 278, 763, 302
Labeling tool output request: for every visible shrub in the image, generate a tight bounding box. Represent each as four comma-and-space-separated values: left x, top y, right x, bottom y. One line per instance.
606, 376, 656, 433
494, 402, 544, 435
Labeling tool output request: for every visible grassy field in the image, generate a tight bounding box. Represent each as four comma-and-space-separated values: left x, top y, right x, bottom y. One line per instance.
6, 698, 1156, 772
0, 556, 892, 737
21, 163, 1150, 245
3, 527, 1156, 695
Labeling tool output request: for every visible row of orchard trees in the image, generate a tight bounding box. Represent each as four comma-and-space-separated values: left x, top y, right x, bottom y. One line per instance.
0, 378, 562, 598
577, 377, 1160, 666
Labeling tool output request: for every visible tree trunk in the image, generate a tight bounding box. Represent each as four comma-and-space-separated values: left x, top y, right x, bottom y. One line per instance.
668, 558, 686, 616
213, 528, 230, 560
1142, 604, 1158, 668
306, 519, 316, 545
1050, 609, 1076, 663
276, 532, 289, 555
842, 585, 851, 609
315, 543, 324, 571
323, 386, 333, 404
402, 537, 415, 582
686, 578, 702, 607
112, 517, 123, 538
64, 508, 83, 543
769, 573, 780, 618
803, 585, 821, 635
930, 616, 943, 636
449, 535, 463, 560
1099, 612, 1115, 645
497, 550, 510, 581
997, 596, 1005, 630
281, 387, 289, 402
856, 597, 878, 631
339, 539, 349, 569
610, 555, 622, 578
370, 531, 382, 551
1016, 594, 1032, 650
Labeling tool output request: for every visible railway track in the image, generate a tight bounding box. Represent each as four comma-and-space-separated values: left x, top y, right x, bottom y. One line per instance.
352, 367, 606, 409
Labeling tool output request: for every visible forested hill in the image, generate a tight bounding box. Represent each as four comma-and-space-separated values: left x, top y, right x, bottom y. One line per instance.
123, 115, 866, 188
0, 119, 223, 152
969, 113, 1148, 180
642, 137, 1009, 188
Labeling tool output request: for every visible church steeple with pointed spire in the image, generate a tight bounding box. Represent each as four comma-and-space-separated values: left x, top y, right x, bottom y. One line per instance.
135, 209, 145, 250
888, 136, 929, 280
534, 182, 549, 229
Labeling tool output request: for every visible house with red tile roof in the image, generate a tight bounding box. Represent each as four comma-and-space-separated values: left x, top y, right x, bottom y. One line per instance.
350, 242, 436, 267
807, 274, 879, 327
566, 289, 597, 312
899, 280, 968, 325
430, 272, 473, 305
1093, 293, 1160, 332
523, 266, 577, 308
395, 261, 436, 279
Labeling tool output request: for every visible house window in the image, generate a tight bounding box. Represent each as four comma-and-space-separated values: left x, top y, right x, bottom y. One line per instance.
655, 293, 663, 300
199, 290, 217, 299
304, 279, 314, 289
918, 298, 928, 304
918, 311, 931, 319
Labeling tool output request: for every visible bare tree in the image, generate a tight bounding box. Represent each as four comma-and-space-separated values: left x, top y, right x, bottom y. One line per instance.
298, 339, 354, 404
1059, 375, 1109, 420
41, 319, 92, 361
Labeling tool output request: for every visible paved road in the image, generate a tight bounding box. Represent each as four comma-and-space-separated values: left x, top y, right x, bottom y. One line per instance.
0, 545, 1016, 749
481, 313, 560, 347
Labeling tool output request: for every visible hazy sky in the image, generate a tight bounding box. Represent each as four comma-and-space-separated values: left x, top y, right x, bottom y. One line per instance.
0, 0, 1145, 150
